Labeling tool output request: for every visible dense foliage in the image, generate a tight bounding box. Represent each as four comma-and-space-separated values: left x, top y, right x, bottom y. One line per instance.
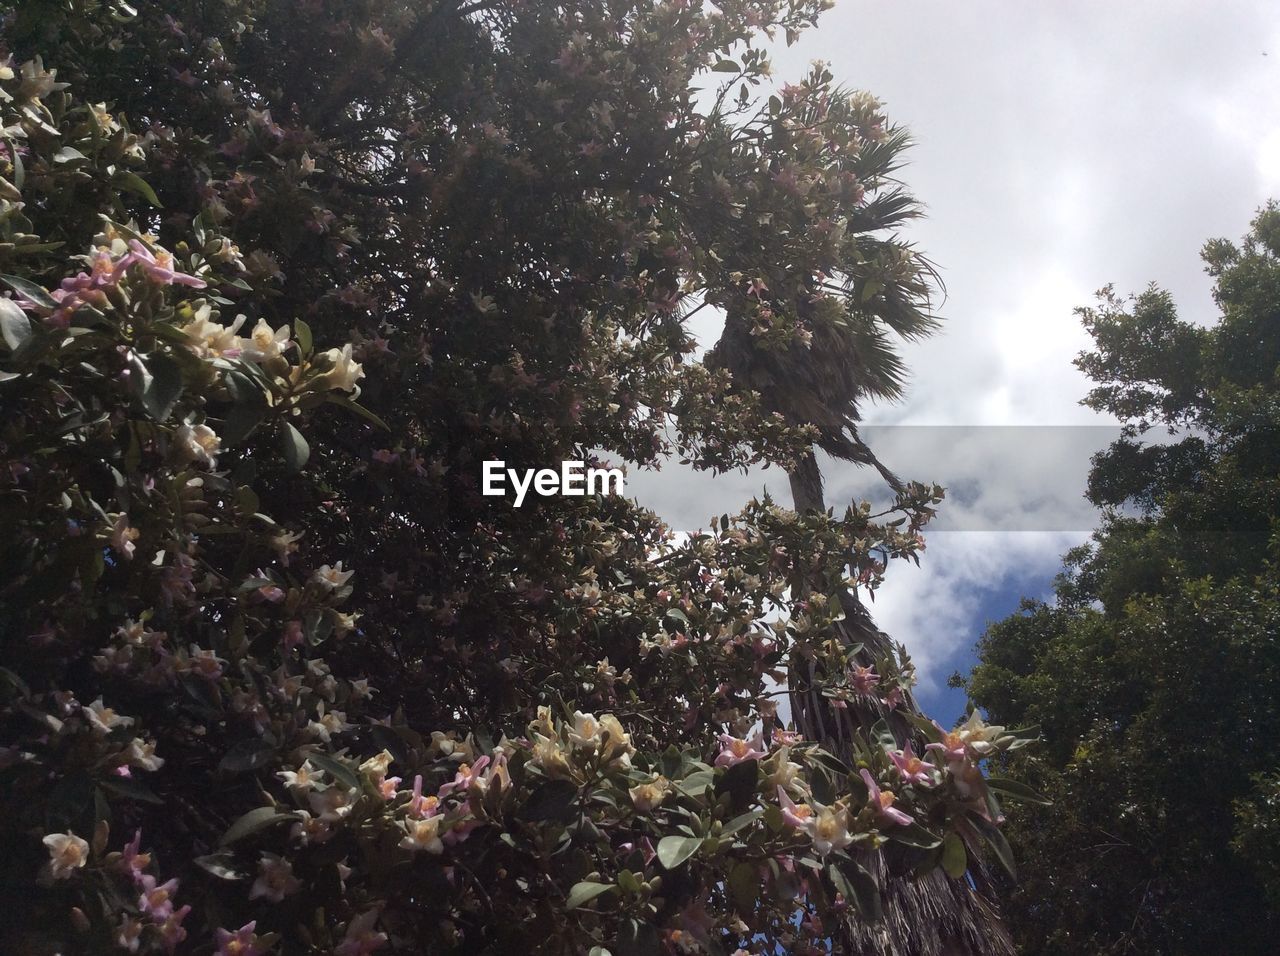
0, 2, 1031, 954
963, 206, 1280, 954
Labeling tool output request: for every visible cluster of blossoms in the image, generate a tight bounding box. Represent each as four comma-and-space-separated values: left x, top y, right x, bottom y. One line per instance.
40, 826, 194, 952
0, 4, 1040, 952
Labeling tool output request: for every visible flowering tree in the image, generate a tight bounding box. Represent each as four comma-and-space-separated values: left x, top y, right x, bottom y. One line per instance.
0, 3, 1033, 954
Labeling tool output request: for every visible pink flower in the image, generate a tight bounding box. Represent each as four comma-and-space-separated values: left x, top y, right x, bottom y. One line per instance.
118, 830, 151, 882
335, 909, 388, 956
138, 875, 180, 920
157, 905, 191, 952
215, 921, 265, 956
127, 239, 206, 288
109, 514, 140, 559
250, 853, 301, 903
405, 774, 440, 818
850, 664, 879, 694
715, 731, 767, 767
777, 785, 815, 831
887, 742, 937, 787
283, 619, 305, 649
925, 722, 969, 762
437, 755, 490, 797
860, 769, 913, 827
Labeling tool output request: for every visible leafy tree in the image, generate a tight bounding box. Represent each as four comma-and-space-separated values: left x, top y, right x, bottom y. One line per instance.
699, 76, 1011, 955
962, 205, 1280, 954
0, 2, 1032, 954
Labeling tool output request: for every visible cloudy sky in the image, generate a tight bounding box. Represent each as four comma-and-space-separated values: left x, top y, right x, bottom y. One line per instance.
627, 0, 1280, 720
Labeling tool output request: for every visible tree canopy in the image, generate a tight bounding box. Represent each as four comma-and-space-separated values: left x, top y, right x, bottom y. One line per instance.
963, 205, 1280, 954
0, 2, 1032, 954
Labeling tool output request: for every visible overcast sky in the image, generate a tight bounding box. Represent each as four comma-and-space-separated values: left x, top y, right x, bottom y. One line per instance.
627, 0, 1280, 720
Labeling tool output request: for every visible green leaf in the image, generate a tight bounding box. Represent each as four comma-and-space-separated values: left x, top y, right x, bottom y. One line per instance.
615, 918, 660, 956
327, 394, 390, 430
219, 738, 277, 774
306, 751, 361, 792
715, 758, 759, 811
115, 170, 163, 208
294, 318, 313, 358
281, 421, 310, 472
942, 832, 968, 878
566, 881, 616, 910
220, 806, 299, 846
523, 778, 579, 822
889, 820, 942, 850
728, 861, 758, 911
53, 146, 89, 165
0, 274, 56, 309
985, 776, 1052, 805
47, 772, 95, 831
970, 811, 1017, 881
0, 297, 33, 350
4, 137, 23, 189
129, 351, 184, 422
828, 859, 882, 922
712, 59, 740, 72
99, 776, 164, 805
656, 834, 703, 870
221, 369, 268, 445
721, 807, 763, 836
194, 851, 247, 881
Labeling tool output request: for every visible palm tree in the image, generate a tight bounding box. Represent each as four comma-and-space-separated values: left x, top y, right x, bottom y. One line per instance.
704, 121, 1013, 956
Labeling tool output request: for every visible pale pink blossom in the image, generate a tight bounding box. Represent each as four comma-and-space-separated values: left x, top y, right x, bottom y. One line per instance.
335, 909, 388, 956
250, 853, 301, 903
850, 664, 879, 694
888, 741, 937, 787
43, 830, 89, 879
715, 730, 767, 767
138, 874, 180, 920
215, 922, 265, 956
127, 239, 206, 287
860, 769, 913, 827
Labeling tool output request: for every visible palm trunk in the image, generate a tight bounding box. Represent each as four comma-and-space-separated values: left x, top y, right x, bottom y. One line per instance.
786, 450, 1012, 956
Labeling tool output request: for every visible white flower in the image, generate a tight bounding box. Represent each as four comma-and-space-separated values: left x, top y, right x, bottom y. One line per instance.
312, 562, 355, 590
809, 804, 856, 855
277, 761, 323, 791
174, 422, 221, 467
530, 733, 572, 777
307, 703, 351, 743
358, 750, 394, 783
349, 678, 374, 700
597, 713, 634, 767
271, 529, 303, 565
241, 319, 292, 363
568, 711, 602, 751
126, 738, 164, 771
85, 697, 134, 736
109, 514, 140, 559
399, 816, 444, 854
307, 785, 357, 823
629, 776, 671, 812
43, 831, 90, 879
250, 852, 301, 902
179, 307, 246, 358
320, 344, 365, 395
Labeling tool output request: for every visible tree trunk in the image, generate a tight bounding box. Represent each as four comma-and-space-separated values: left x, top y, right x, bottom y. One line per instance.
786, 450, 1013, 956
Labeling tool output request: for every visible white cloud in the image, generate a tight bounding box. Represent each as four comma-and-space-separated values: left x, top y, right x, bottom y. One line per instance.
631, 1, 1280, 695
